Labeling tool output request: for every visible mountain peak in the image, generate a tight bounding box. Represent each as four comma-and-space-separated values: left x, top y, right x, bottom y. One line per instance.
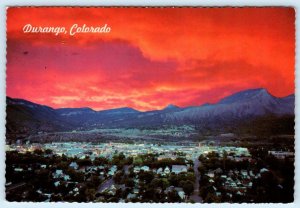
163, 104, 180, 110
201, 103, 211, 107
218, 88, 272, 105
99, 107, 139, 114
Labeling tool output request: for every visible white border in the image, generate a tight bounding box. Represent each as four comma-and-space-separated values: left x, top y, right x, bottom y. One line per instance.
0, 1, 298, 208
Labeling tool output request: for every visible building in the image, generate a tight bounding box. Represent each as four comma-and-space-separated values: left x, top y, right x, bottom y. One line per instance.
171, 165, 187, 174
268, 151, 294, 159
140, 166, 150, 172
134, 166, 141, 173
164, 167, 171, 174
53, 169, 63, 178
108, 165, 117, 176
69, 162, 79, 170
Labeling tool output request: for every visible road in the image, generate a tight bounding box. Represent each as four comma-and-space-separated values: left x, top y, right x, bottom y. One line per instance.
124, 165, 130, 175
6, 182, 26, 193
190, 158, 203, 202
97, 178, 114, 193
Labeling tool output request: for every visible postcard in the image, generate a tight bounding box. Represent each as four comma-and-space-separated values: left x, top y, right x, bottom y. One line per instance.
5, 7, 295, 203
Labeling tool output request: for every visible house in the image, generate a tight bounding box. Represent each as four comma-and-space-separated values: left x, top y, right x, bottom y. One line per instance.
221, 175, 227, 179
260, 168, 269, 173
171, 165, 187, 174
164, 186, 175, 194
157, 167, 163, 174
69, 162, 79, 170
14, 168, 23, 172
214, 168, 223, 174
206, 171, 215, 178
255, 173, 261, 178
164, 167, 170, 174
53, 169, 63, 178
40, 164, 47, 169
108, 185, 117, 195
87, 166, 98, 173
237, 191, 243, 195
64, 175, 71, 181
152, 168, 157, 173
240, 170, 248, 178
127, 193, 137, 200
78, 167, 86, 173
134, 178, 139, 186
133, 166, 141, 173
224, 177, 237, 189
108, 165, 117, 176
140, 166, 150, 172
54, 181, 60, 187
98, 165, 105, 170
178, 191, 185, 200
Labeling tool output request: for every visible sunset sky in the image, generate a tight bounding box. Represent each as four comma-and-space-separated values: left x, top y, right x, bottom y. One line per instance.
6, 7, 295, 111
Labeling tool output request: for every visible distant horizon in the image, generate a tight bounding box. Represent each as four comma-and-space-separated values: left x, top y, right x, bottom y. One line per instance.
7, 87, 295, 112
6, 8, 295, 111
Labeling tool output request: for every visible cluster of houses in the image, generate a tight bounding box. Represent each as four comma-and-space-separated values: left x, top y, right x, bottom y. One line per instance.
205, 167, 270, 197
201, 146, 251, 157
8, 142, 223, 162
133, 165, 188, 176
99, 164, 189, 202
7, 140, 295, 202
165, 186, 186, 200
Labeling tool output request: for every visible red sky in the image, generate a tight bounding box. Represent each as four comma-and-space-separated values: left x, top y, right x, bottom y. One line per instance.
6, 7, 295, 111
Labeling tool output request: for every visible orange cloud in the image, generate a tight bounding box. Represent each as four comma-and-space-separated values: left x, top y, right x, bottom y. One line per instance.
6, 7, 295, 111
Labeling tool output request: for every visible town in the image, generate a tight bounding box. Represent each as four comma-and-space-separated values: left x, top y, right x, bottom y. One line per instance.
6, 140, 294, 203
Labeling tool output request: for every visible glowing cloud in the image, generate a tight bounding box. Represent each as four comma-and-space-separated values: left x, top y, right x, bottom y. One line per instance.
6, 7, 295, 111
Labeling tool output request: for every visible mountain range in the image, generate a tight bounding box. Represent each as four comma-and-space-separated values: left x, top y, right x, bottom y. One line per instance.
6, 88, 295, 141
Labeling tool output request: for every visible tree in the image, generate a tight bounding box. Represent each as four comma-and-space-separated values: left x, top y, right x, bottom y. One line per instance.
150, 178, 161, 187
186, 172, 195, 182
93, 157, 108, 166
124, 178, 134, 188
139, 171, 154, 184
45, 149, 53, 155
77, 158, 92, 166
161, 178, 170, 190
222, 150, 228, 170
33, 149, 44, 155
205, 192, 221, 203
169, 174, 179, 186
167, 190, 182, 202
183, 181, 194, 196
113, 171, 123, 184
141, 188, 153, 201
85, 188, 96, 201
